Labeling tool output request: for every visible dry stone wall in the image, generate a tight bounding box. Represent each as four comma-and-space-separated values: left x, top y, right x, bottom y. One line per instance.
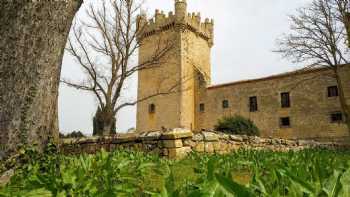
60, 129, 350, 159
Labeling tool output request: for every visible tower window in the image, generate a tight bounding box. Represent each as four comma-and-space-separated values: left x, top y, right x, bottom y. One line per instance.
249, 96, 258, 112
199, 103, 205, 112
328, 86, 338, 97
149, 104, 156, 114
280, 117, 291, 128
330, 112, 343, 123
281, 92, 291, 108
222, 100, 229, 109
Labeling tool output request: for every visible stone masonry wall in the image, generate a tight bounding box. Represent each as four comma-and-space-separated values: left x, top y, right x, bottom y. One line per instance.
136, 0, 213, 132
60, 129, 350, 159
197, 66, 350, 139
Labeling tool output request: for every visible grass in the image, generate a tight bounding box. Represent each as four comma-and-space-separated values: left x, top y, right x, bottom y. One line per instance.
0, 146, 350, 196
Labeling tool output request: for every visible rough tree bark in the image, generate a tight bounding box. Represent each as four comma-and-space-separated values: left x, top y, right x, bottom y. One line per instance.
0, 0, 82, 154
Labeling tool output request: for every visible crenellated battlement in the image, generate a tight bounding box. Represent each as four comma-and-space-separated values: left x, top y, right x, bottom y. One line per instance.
137, 0, 214, 46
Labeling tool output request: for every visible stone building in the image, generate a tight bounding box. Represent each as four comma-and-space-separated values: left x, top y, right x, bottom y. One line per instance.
136, 0, 350, 141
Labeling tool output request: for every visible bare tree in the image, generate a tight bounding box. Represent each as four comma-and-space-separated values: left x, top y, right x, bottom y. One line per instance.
346, 12, 350, 46
333, 0, 350, 47
63, 0, 176, 135
275, 0, 350, 133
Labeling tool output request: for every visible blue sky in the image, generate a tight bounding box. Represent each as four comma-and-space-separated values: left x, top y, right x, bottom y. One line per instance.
59, 0, 310, 135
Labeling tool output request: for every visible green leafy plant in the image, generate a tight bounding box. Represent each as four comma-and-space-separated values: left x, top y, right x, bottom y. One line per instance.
1, 149, 350, 196
214, 115, 260, 136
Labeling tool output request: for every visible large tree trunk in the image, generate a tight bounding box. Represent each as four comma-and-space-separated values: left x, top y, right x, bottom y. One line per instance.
0, 0, 82, 154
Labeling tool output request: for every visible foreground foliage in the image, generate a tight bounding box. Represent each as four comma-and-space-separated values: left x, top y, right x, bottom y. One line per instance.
1, 146, 350, 196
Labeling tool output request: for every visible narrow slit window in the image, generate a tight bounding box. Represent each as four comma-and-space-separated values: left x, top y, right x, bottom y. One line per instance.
281, 92, 291, 108
149, 104, 156, 114
249, 96, 258, 112
199, 103, 205, 112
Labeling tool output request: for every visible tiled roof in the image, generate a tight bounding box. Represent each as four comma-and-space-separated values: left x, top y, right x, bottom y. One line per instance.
207, 65, 340, 90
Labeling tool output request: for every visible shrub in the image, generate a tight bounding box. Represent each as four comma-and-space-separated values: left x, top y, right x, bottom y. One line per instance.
59, 131, 85, 138
93, 107, 116, 136
214, 115, 260, 136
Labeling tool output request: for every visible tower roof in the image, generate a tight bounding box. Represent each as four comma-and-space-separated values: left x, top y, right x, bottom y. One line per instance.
137, 0, 214, 46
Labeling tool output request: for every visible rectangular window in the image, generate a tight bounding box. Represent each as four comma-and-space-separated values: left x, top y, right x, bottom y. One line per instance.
280, 117, 291, 127
281, 92, 291, 108
328, 86, 339, 97
199, 103, 205, 112
249, 96, 258, 112
222, 100, 229, 109
330, 112, 343, 123
149, 104, 155, 114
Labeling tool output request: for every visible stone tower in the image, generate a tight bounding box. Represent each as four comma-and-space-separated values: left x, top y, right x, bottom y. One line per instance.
136, 0, 214, 132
